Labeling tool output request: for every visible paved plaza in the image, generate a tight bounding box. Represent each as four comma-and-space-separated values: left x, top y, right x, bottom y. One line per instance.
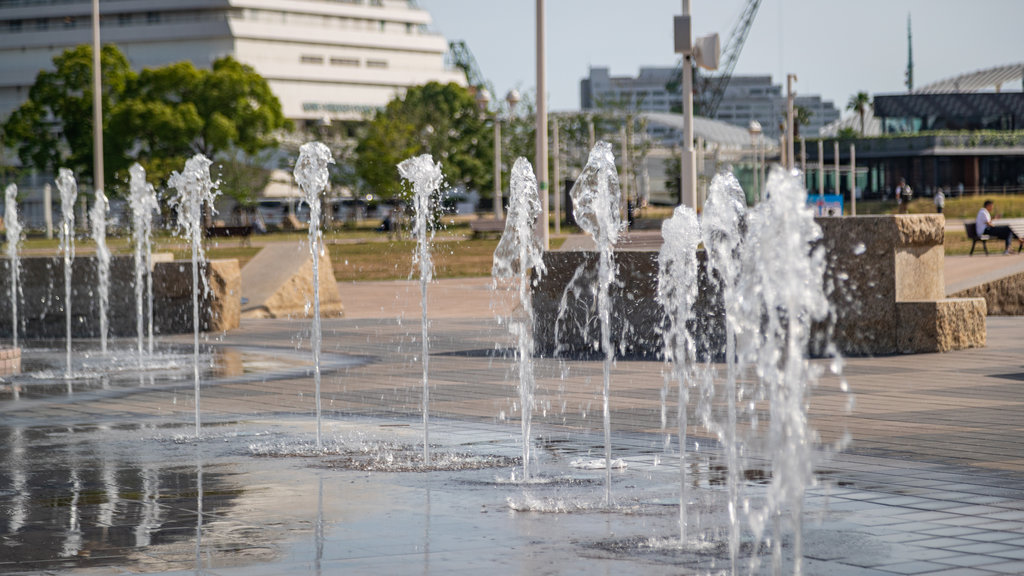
2, 274, 1024, 575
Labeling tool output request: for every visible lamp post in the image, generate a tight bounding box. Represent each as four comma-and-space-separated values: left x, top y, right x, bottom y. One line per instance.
786, 74, 797, 171
748, 120, 762, 202
477, 88, 520, 220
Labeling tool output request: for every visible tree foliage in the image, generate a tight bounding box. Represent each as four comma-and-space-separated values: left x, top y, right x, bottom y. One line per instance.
355, 82, 490, 199
846, 91, 872, 136
3, 44, 288, 193
2, 44, 134, 187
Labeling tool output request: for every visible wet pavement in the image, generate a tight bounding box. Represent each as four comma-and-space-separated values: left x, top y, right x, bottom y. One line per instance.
2, 278, 1024, 575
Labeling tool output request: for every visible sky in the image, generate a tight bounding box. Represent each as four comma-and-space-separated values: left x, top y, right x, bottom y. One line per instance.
419, 0, 1024, 116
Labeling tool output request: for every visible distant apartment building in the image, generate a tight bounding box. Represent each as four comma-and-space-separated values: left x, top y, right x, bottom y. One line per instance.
0, 0, 465, 129
580, 66, 839, 140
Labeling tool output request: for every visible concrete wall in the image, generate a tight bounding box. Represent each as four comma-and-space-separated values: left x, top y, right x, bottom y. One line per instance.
0, 256, 240, 341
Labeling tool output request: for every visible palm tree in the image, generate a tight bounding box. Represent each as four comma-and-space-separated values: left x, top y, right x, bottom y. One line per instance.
846, 92, 871, 136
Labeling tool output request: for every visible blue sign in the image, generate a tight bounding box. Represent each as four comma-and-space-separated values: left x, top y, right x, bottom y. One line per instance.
808, 194, 844, 217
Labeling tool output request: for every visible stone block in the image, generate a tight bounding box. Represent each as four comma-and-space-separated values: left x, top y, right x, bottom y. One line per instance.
950, 270, 1024, 316
0, 347, 20, 376
896, 298, 987, 353
241, 245, 344, 319
0, 255, 240, 339
152, 259, 240, 334
535, 214, 977, 358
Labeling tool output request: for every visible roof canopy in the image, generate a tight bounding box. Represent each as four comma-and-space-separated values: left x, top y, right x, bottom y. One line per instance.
914, 63, 1024, 94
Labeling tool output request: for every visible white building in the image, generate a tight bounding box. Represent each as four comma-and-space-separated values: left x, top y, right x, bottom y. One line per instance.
0, 0, 465, 128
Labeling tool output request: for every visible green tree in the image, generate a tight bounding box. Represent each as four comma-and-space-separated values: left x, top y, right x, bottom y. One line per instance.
4, 45, 288, 193
108, 56, 288, 185
846, 91, 871, 136
2, 44, 135, 187
355, 82, 489, 199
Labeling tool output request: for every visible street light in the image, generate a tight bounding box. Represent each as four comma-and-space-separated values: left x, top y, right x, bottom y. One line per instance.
748, 119, 762, 201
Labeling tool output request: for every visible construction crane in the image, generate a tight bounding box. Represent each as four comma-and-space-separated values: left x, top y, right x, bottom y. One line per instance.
670, 0, 762, 118
446, 40, 493, 96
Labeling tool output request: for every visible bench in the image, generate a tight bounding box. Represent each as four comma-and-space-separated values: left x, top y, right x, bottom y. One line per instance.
205, 225, 254, 246
469, 218, 506, 238
965, 222, 990, 255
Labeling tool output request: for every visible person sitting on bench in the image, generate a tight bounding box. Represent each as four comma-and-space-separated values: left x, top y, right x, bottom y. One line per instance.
977, 200, 1016, 255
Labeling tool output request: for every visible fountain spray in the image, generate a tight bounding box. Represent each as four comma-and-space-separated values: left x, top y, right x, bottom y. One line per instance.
294, 141, 335, 450
701, 171, 748, 572
89, 188, 110, 353
168, 154, 219, 437
493, 157, 546, 480
128, 164, 159, 360
656, 204, 700, 543
736, 166, 828, 576
5, 184, 22, 348
55, 169, 78, 379
569, 141, 622, 506
397, 154, 443, 466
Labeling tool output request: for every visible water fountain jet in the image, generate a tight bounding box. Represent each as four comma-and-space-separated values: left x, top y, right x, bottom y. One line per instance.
5, 184, 22, 348
294, 141, 335, 450
568, 141, 622, 505
55, 169, 78, 379
89, 188, 110, 353
493, 157, 546, 480
397, 154, 444, 465
128, 164, 159, 360
168, 154, 220, 437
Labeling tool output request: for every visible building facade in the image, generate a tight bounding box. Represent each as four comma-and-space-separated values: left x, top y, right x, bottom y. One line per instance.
580, 67, 839, 140
0, 0, 465, 129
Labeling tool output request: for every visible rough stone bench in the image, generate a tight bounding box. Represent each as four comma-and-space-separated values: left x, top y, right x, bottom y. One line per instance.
533, 215, 987, 358
205, 225, 254, 246
469, 218, 505, 238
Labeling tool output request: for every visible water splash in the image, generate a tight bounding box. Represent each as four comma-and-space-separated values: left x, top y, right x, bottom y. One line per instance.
89, 189, 110, 354
569, 141, 622, 505
701, 171, 748, 574
128, 163, 159, 360
735, 166, 828, 576
397, 154, 444, 465
168, 154, 220, 438
55, 169, 78, 379
493, 157, 546, 480
5, 184, 23, 348
656, 204, 700, 543
294, 141, 335, 450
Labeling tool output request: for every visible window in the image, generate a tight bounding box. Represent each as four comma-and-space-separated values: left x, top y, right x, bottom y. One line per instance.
63, 16, 76, 28
301, 55, 325, 65
8, 19, 22, 32
366, 59, 388, 69
330, 57, 359, 67
146, 12, 160, 24
118, 13, 132, 26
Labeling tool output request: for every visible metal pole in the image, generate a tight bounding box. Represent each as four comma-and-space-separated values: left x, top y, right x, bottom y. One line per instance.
850, 143, 857, 216
680, 0, 697, 209
553, 117, 561, 234
818, 140, 824, 198
493, 118, 502, 219
751, 136, 758, 202
834, 140, 840, 198
91, 0, 104, 196
786, 74, 796, 171
535, 0, 549, 249
800, 136, 806, 175
620, 124, 628, 222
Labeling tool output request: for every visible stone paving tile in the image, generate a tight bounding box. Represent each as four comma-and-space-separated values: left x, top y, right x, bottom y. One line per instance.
882, 560, 962, 574
948, 542, 1020, 555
